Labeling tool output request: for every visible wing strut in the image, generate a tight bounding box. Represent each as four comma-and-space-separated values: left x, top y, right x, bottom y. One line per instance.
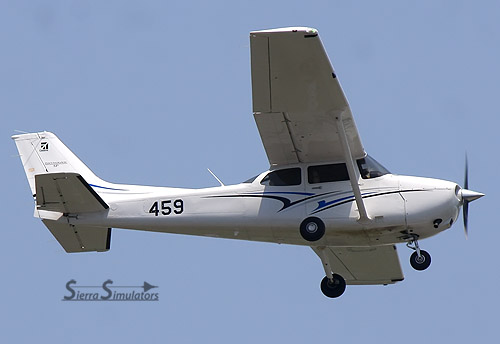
335, 115, 371, 223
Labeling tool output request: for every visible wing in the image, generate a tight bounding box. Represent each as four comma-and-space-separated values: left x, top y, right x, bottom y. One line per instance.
311, 245, 404, 285
250, 27, 365, 166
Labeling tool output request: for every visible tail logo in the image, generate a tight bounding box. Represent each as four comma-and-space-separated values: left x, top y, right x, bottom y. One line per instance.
40, 142, 49, 151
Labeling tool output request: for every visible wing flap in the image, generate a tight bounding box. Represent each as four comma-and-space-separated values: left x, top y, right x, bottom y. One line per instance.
312, 245, 404, 285
254, 112, 299, 165
35, 173, 108, 213
42, 220, 111, 253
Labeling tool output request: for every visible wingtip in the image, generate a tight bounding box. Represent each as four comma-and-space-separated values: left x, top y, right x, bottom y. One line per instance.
250, 27, 318, 35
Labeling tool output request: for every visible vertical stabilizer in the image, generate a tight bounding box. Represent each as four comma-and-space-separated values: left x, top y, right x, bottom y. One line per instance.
12, 131, 104, 195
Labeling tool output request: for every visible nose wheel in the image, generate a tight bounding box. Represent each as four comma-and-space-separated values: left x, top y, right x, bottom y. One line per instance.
407, 236, 431, 271
410, 250, 431, 270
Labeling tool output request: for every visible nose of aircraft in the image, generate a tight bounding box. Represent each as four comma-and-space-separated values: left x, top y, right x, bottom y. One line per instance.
459, 187, 484, 238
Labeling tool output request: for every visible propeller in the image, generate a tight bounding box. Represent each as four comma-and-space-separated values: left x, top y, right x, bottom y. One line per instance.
461, 155, 484, 238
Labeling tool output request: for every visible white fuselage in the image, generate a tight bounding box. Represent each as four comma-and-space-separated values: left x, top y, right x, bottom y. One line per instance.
67, 166, 462, 248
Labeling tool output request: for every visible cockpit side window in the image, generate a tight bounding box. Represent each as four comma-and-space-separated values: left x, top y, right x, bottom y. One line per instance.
306, 155, 389, 183
260, 168, 301, 186
308, 163, 349, 184
356, 155, 390, 179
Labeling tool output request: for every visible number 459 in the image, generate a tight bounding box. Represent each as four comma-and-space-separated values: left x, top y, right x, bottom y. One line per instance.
149, 199, 184, 216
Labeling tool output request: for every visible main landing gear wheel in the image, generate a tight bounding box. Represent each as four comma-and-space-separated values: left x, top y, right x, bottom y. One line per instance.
320, 274, 346, 298
410, 250, 431, 271
300, 217, 325, 242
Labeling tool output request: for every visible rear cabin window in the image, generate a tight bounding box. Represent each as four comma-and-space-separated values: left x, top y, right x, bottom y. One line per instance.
308, 163, 349, 184
260, 168, 301, 186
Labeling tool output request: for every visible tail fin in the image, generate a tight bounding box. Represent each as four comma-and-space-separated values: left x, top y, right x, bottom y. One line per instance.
12, 131, 104, 196
13, 132, 113, 253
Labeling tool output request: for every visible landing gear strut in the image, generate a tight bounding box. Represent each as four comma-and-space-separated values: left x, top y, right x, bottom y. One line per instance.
406, 236, 431, 271
317, 247, 346, 298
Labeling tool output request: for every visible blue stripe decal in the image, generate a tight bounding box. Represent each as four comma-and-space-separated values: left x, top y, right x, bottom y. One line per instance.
314, 192, 377, 211
314, 195, 354, 211
89, 184, 127, 191
253, 191, 315, 196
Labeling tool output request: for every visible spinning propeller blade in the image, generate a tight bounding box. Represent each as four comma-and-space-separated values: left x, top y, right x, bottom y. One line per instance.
464, 155, 469, 238
461, 154, 484, 239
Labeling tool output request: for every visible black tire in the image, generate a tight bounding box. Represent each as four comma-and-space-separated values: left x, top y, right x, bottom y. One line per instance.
410, 250, 431, 271
320, 274, 346, 298
300, 217, 325, 242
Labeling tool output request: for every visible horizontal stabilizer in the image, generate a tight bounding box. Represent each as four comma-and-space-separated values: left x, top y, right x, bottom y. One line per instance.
35, 172, 108, 213
312, 245, 404, 285
42, 220, 111, 253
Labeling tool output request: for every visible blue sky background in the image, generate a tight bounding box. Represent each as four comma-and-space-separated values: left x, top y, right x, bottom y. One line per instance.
1, 1, 498, 342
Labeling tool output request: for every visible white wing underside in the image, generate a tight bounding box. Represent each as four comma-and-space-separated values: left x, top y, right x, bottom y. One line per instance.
250, 27, 365, 166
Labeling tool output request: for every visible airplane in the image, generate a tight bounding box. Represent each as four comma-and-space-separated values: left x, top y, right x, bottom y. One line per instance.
12, 27, 484, 298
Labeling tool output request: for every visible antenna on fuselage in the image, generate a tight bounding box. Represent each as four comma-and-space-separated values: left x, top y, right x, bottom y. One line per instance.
207, 168, 225, 186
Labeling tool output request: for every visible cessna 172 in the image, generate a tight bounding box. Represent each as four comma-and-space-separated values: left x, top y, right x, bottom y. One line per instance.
13, 27, 484, 298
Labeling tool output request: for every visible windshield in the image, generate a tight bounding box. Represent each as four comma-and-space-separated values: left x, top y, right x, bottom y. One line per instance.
243, 175, 259, 183
356, 155, 390, 179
